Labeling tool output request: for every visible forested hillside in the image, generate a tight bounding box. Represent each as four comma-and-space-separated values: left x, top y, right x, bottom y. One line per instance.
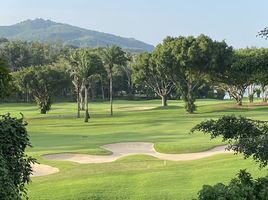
0, 18, 154, 52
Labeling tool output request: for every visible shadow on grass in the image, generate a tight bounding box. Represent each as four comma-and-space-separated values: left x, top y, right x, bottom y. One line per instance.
198, 103, 268, 114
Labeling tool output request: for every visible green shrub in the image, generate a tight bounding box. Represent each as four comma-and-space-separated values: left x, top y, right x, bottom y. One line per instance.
192, 116, 268, 199
196, 170, 268, 200
0, 114, 36, 200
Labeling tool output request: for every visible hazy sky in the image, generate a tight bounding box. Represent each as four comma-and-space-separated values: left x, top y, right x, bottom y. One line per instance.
1, 0, 268, 48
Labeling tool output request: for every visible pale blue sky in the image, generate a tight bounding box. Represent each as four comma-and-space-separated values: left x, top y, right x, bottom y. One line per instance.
1, 0, 268, 48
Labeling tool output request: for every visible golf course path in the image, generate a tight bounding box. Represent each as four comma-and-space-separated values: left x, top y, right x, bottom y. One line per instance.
31, 163, 59, 177
43, 142, 232, 164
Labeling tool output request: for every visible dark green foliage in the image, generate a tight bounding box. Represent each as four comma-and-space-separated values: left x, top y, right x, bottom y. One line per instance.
214, 89, 226, 100
69, 48, 105, 120
191, 115, 268, 167
0, 114, 36, 199
258, 27, 268, 39
12, 65, 69, 114
0, 18, 154, 52
196, 170, 268, 200
132, 52, 173, 106
0, 40, 68, 71
255, 88, 261, 98
0, 154, 19, 200
155, 34, 233, 113
192, 115, 268, 199
210, 48, 266, 105
101, 46, 128, 116
250, 48, 268, 102
0, 58, 12, 98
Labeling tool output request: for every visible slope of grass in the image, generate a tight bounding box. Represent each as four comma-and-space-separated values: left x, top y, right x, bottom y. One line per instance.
1, 99, 268, 199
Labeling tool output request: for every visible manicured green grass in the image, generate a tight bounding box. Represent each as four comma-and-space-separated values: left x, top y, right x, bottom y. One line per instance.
1, 99, 268, 199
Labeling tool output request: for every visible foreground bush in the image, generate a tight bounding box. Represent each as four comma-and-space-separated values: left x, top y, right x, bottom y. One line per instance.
0, 114, 36, 199
191, 115, 268, 200
196, 170, 268, 200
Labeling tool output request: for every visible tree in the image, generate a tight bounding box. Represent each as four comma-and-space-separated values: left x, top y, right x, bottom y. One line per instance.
69, 49, 104, 121
209, 49, 258, 106
101, 46, 128, 116
69, 49, 85, 118
191, 115, 268, 167
252, 48, 268, 102
191, 115, 268, 199
82, 52, 104, 122
0, 40, 70, 71
133, 52, 173, 106
156, 35, 233, 113
0, 40, 31, 71
122, 53, 134, 96
13, 66, 67, 114
0, 58, 12, 99
0, 114, 36, 199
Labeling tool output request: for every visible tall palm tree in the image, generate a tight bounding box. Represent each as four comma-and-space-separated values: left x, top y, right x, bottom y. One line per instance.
69, 49, 104, 121
101, 46, 128, 116
69, 50, 84, 118
82, 53, 103, 122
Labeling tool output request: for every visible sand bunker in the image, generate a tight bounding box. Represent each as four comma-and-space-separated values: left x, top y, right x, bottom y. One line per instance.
31, 163, 59, 177
43, 142, 232, 164
120, 106, 156, 111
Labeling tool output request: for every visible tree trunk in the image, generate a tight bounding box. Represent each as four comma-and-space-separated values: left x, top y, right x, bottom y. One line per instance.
161, 95, 168, 106
77, 86, 80, 118
264, 89, 268, 103
261, 85, 267, 102
38, 97, 51, 114
248, 85, 254, 103
127, 76, 133, 95
79, 87, 85, 111
237, 97, 243, 106
109, 72, 113, 116
100, 76, 105, 101
184, 86, 196, 114
248, 94, 254, 103
84, 87, 90, 122
40, 109, 47, 114
101, 84, 105, 101
26, 90, 29, 103
236, 93, 243, 106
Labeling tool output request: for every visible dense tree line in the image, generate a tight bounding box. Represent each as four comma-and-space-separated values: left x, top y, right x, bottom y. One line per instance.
1, 35, 268, 117
134, 35, 268, 113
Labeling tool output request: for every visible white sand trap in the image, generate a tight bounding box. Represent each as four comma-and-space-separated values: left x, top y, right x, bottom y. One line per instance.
31, 163, 59, 177
121, 106, 156, 111
43, 142, 232, 164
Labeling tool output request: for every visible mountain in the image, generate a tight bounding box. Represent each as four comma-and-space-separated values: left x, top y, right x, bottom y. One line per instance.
0, 18, 154, 52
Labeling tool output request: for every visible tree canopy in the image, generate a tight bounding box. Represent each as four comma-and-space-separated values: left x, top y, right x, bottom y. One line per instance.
69, 48, 104, 121
101, 45, 128, 116
153, 35, 233, 113
133, 52, 173, 106
13, 65, 69, 114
